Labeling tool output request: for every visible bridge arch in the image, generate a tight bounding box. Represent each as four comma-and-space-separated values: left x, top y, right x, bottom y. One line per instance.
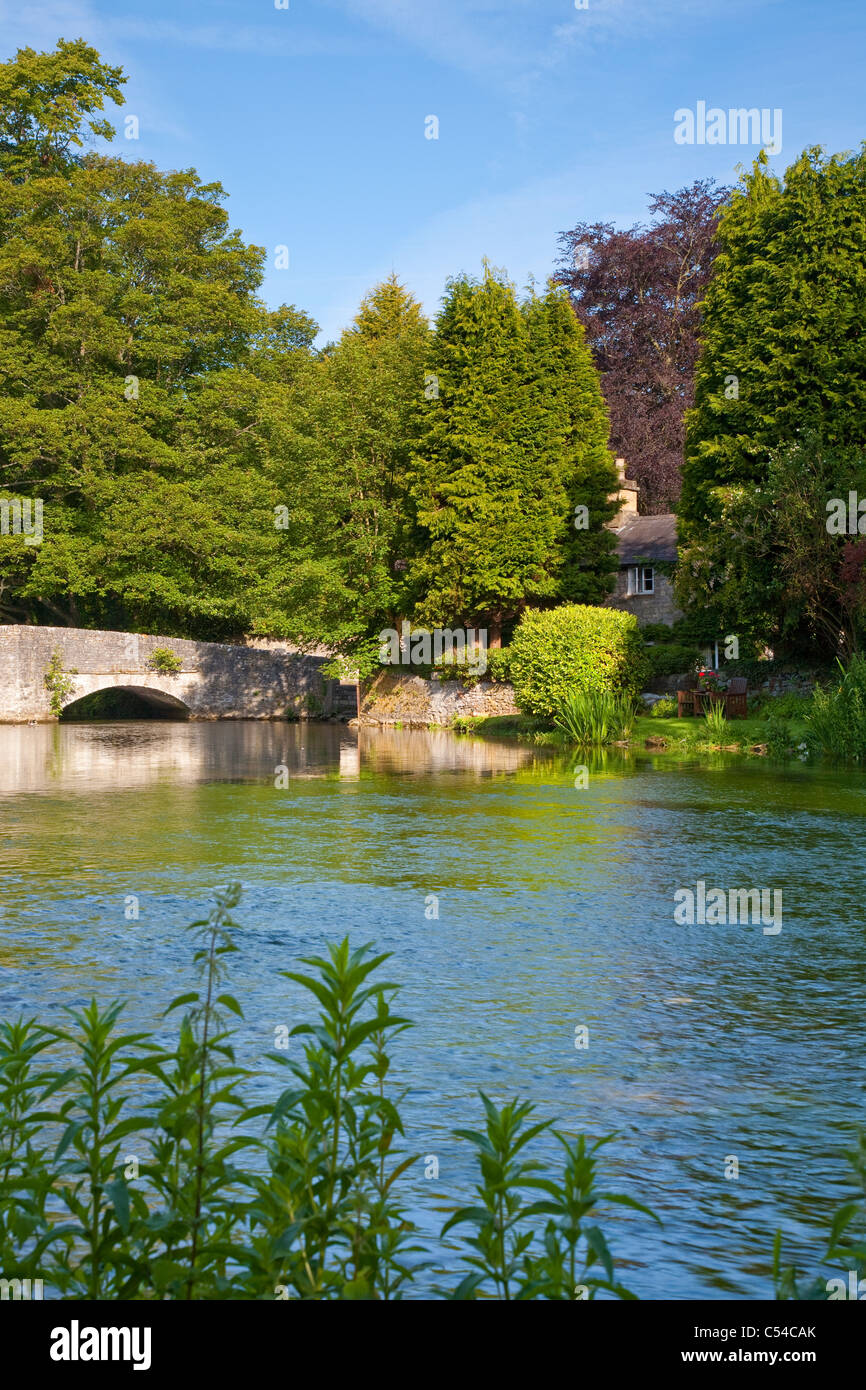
60, 684, 191, 720
1, 625, 356, 723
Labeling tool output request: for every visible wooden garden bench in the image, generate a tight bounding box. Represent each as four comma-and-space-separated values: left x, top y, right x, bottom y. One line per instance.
677, 678, 748, 719
724, 677, 748, 719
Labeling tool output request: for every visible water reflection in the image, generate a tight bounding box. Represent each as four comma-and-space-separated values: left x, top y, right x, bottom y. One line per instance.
0, 721, 551, 794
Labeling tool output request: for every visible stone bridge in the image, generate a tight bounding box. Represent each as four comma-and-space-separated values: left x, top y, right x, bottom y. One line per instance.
0, 625, 355, 723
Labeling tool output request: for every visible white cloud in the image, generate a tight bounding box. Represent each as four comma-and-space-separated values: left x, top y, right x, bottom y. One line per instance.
330, 0, 781, 89
104, 17, 374, 60
0, 0, 376, 63
0, 0, 102, 50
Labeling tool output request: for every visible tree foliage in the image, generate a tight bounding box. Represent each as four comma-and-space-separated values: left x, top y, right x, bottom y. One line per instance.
556, 180, 729, 511
677, 147, 866, 649
675, 437, 866, 657
258, 275, 430, 651
0, 38, 124, 181
1, 41, 619, 653
410, 267, 616, 644
0, 41, 321, 638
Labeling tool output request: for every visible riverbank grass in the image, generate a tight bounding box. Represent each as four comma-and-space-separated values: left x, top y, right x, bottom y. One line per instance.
453, 711, 811, 755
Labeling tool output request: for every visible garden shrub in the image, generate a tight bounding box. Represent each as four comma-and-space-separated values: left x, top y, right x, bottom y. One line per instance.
642, 615, 718, 648
407, 647, 511, 686
509, 605, 647, 718
649, 696, 677, 718
644, 643, 699, 680
484, 646, 512, 683
428, 645, 511, 685
764, 716, 793, 759
761, 693, 812, 721
640, 622, 677, 645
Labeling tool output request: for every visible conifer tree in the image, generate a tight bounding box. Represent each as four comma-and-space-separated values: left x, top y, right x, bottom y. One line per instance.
352, 272, 428, 343
678, 146, 866, 641
410, 268, 616, 644
522, 286, 619, 605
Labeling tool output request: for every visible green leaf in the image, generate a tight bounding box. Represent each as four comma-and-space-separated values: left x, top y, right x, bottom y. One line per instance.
216, 993, 244, 1018
105, 1179, 131, 1234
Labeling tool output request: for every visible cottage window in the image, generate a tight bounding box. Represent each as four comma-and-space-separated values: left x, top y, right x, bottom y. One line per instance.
628, 566, 654, 595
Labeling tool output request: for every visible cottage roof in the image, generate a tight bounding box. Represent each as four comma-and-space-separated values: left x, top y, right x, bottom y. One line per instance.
613, 514, 678, 564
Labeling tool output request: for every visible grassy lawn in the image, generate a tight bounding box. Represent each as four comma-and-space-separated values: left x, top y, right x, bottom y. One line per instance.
633, 713, 804, 748
452, 710, 811, 754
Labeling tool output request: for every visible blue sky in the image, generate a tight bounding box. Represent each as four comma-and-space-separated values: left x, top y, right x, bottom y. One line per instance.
1, 0, 863, 342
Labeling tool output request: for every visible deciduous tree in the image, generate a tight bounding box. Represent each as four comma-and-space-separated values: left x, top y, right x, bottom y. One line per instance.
556, 180, 729, 511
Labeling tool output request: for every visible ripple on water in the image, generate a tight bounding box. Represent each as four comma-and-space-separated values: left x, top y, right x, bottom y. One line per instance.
0, 722, 863, 1297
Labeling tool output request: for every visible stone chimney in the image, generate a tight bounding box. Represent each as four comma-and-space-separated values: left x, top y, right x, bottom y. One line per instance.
606, 457, 639, 529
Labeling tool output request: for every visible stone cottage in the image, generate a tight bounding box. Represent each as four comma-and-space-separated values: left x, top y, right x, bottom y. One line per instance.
604, 460, 682, 628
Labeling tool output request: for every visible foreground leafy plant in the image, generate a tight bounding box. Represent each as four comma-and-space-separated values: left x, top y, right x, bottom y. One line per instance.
0, 889, 652, 1300
50, 1001, 158, 1298
141, 882, 255, 1300
440, 1096, 657, 1300
242, 939, 422, 1300
0, 1019, 68, 1287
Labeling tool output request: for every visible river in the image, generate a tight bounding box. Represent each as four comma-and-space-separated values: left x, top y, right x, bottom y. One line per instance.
0, 720, 863, 1298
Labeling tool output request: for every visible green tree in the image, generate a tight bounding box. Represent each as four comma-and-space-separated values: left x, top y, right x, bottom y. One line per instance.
675, 437, 866, 658
256, 275, 430, 651
0, 40, 330, 639
678, 146, 866, 643
522, 285, 619, 605
410, 268, 616, 644
0, 38, 124, 181
0, 151, 283, 635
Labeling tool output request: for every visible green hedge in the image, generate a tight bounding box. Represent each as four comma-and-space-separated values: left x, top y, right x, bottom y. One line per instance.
644, 643, 699, 680
509, 604, 647, 718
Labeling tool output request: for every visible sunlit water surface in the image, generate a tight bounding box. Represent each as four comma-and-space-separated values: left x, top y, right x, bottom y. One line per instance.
1, 721, 864, 1298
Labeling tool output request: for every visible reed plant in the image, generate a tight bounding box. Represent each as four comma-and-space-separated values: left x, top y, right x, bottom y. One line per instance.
703, 701, 729, 745
553, 689, 636, 746
806, 655, 866, 760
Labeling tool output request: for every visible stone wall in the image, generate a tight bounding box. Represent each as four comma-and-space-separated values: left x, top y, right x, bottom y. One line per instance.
0, 625, 356, 723
359, 670, 520, 726
606, 570, 683, 627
